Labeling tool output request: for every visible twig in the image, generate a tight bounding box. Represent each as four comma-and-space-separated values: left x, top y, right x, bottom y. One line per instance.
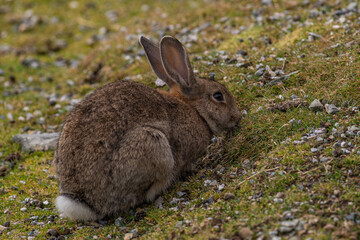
282, 57, 287, 70
237, 166, 280, 187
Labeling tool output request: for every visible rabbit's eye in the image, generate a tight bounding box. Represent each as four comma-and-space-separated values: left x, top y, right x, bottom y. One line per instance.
213, 92, 225, 102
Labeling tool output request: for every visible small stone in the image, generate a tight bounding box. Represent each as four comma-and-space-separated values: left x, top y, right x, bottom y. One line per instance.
46, 229, 59, 237
275, 192, 284, 198
177, 191, 186, 197
311, 148, 319, 153
347, 2, 358, 11
123, 233, 135, 240
324, 223, 334, 231
325, 104, 339, 114
155, 78, 166, 87
0, 225, 8, 235
223, 193, 235, 201
26, 113, 34, 121
7, 113, 14, 122
20, 207, 27, 212
218, 184, 225, 191
175, 221, 183, 228
237, 227, 253, 240
320, 157, 329, 162
309, 32, 321, 39
309, 9, 320, 18
309, 99, 323, 112
255, 68, 265, 77
348, 126, 359, 132
274, 198, 283, 203
333, 190, 340, 196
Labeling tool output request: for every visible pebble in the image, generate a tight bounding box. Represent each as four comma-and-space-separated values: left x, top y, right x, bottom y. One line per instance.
155, 78, 166, 87
7, 113, 14, 122
320, 157, 329, 162
237, 227, 253, 239
204, 180, 218, 187
279, 219, 300, 233
310, 148, 319, 153
123, 233, 135, 240
308, 32, 321, 39
274, 198, 283, 203
347, 2, 358, 12
224, 192, 235, 201
255, 68, 265, 77
175, 221, 183, 228
275, 192, 284, 198
309, 99, 323, 112
325, 104, 339, 114
20, 207, 27, 212
177, 191, 186, 197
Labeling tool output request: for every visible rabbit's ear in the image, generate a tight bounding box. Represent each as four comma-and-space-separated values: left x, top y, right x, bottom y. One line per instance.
139, 36, 175, 87
160, 36, 198, 97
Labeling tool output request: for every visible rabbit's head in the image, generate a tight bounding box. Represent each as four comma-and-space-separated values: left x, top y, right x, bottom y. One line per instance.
140, 36, 241, 134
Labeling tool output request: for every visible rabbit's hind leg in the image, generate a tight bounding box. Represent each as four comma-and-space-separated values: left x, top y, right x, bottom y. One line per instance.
115, 124, 174, 206
140, 126, 175, 201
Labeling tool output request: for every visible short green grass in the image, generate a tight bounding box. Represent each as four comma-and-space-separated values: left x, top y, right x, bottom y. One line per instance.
1, 0, 359, 239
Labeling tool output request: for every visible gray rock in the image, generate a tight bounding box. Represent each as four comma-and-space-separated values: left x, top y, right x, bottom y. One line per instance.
155, 78, 166, 87
310, 148, 319, 153
12, 133, 59, 152
325, 104, 340, 114
347, 2, 358, 12
255, 68, 265, 77
309, 9, 320, 18
175, 221, 183, 228
309, 99, 323, 112
261, 0, 272, 5
309, 32, 321, 39
320, 157, 329, 162
177, 191, 186, 197
348, 125, 359, 132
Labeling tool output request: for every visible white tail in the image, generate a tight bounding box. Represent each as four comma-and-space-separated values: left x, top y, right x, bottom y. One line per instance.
56, 195, 98, 221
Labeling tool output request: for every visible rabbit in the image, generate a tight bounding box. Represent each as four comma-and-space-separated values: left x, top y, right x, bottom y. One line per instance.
54, 35, 241, 221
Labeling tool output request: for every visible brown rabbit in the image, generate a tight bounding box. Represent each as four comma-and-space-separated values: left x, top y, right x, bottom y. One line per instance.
54, 36, 241, 221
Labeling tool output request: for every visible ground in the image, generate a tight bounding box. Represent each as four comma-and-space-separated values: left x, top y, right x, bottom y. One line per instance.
0, 0, 359, 239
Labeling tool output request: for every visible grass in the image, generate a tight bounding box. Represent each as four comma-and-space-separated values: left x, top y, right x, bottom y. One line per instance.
1, 0, 360, 239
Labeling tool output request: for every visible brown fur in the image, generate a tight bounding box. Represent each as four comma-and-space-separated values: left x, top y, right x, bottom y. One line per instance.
54, 36, 241, 220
